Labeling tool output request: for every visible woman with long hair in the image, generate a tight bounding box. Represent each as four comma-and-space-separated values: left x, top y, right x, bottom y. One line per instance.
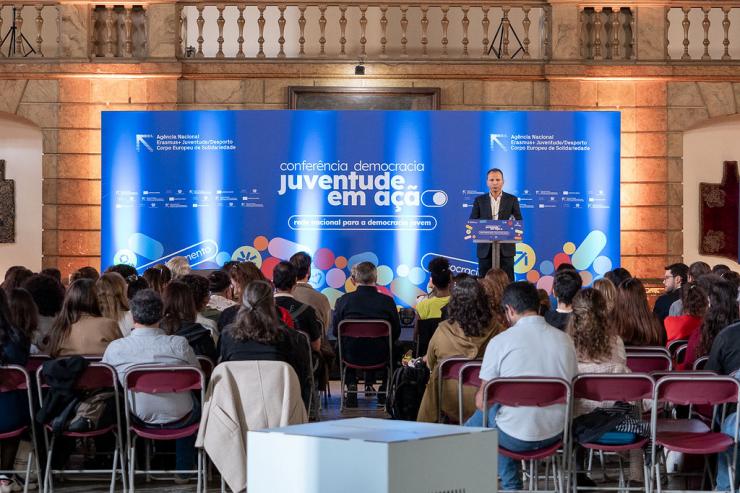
1, 266, 33, 295
593, 278, 618, 316
47, 279, 122, 357
480, 268, 510, 329
161, 281, 217, 361
95, 272, 135, 337
696, 278, 739, 358
417, 277, 500, 423
0, 288, 30, 491
664, 282, 708, 344
22, 273, 65, 352
614, 277, 666, 346
219, 280, 311, 403
142, 267, 169, 294
8, 288, 40, 353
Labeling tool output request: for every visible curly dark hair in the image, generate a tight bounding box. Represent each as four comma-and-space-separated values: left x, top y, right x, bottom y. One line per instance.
22, 274, 65, 317
447, 277, 493, 337
567, 288, 613, 362
697, 278, 739, 357
229, 280, 280, 344
680, 282, 708, 318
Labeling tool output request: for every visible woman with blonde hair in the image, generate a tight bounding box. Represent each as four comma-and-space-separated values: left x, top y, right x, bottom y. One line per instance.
95, 272, 134, 337
593, 277, 617, 315
165, 256, 191, 279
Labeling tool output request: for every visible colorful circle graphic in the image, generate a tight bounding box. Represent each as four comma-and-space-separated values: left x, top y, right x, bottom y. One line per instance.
326, 268, 347, 289
114, 249, 137, 267
514, 243, 536, 274
231, 246, 262, 267
253, 236, 269, 251
563, 242, 576, 255
314, 248, 335, 270
377, 265, 394, 286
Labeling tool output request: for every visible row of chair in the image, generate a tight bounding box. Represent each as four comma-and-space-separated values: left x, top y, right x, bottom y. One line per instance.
0, 361, 211, 493
434, 353, 735, 493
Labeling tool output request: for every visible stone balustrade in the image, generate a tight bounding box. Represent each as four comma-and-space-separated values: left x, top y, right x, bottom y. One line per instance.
0, 1, 738, 62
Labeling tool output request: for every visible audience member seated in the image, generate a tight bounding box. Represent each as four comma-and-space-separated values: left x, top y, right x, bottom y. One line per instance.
653, 263, 688, 324
1, 266, 33, 295
47, 279, 122, 358
417, 277, 500, 423
165, 256, 192, 280
464, 281, 578, 491
126, 276, 149, 300
604, 267, 632, 288
161, 281, 217, 362
332, 262, 401, 408
668, 261, 711, 317
614, 277, 666, 347
545, 269, 582, 331
679, 277, 738, 371
537, 288, 551, 316
95, 272, 135, 337
102, 289, 201, 480
69, 266, 100, 284
22, 273, 65, 352
180, 274, 219, 338
218, 262, 267, 332
415, 257, 451, 320
712, 264, 731, 276
8, 288, 41, 354
219, 280, 311, 406
273, 262, 322, 352
142, 266, 169, 294
0, 289, 30, 492
664, 282, 707, 344
40, 268, 62, 284
203, 270, 236, 322
289, 252, 332, 332
480, 269, 510, 329
105, 263, 137, 281
593, 278, 617, 316
704, 301, 740, 491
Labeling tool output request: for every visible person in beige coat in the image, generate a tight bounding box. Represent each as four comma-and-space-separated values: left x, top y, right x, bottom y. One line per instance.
417, 277, 503, 423
47, 278, 122, 357
196, 360, 307, 492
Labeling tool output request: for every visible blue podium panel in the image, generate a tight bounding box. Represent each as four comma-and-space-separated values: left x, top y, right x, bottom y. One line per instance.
102, 110, 620, 306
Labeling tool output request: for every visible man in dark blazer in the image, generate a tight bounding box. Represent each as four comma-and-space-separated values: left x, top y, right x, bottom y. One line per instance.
469, 168, 522, 280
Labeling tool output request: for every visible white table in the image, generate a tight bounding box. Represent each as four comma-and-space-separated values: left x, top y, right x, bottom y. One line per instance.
247, 417, 498, 493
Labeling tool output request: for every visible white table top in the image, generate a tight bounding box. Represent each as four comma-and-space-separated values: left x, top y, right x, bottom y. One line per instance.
251, 417, 493, 443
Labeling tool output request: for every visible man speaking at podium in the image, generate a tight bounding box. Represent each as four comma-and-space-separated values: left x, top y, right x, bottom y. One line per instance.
469, 168, 522, 281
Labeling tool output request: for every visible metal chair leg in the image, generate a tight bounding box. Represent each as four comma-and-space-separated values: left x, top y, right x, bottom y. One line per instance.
43, 436, 55, 493
109, 447, 119, 493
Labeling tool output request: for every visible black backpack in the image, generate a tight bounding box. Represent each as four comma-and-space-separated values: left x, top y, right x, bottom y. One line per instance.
385, 364, 430, 420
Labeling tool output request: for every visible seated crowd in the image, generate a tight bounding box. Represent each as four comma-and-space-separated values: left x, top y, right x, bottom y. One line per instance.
1, 256, 740, 491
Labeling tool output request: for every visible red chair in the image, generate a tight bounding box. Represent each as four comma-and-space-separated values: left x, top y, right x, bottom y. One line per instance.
35, 362, 126, 493
625, 346, 671, 358
482, 377, 571, 492
626, 353, 672, 373
674, 344, 688, 366
337, 319, 393, 411
667, 339, 689, 359
0, 365, 41, 492
572, 373, 654, 491
436, 357, 478, 423
457, 361, 482, 424
694, 356, 709, 371
123, 365, 205, 493
25, 354, 51, 374
650, 375, 740, 493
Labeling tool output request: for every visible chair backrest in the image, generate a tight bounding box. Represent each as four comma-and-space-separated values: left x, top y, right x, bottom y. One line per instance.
626, 353, 672, 372
25, 354, 51, 373
416, 317, 442, 357
124, 365, 205, 394
674, 344, 688, 365
625, 346, 671, 358
0, 365, 31, 392
483, 377, 570, 408
667, 339, 688, 357
436, 357, 477, 422
573, 373, 654, 403
337, 319, 391, 339
197, 356, 215, 380
694, 356, 709, 371
457, 361, 482, 424
36, 362, 119, 392
655, 375, 740, 407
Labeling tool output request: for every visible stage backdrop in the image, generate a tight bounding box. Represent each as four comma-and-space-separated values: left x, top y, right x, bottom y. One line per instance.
102, 110, 620, 307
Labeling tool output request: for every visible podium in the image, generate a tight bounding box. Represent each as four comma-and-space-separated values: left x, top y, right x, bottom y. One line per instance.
465, 219, 523, 270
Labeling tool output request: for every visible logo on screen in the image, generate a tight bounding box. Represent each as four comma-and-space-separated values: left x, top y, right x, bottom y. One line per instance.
490, 134, 508, 151
136, 134, 154, 152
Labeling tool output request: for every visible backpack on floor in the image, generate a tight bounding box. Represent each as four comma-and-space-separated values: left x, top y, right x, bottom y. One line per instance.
386, 364, 430, 421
